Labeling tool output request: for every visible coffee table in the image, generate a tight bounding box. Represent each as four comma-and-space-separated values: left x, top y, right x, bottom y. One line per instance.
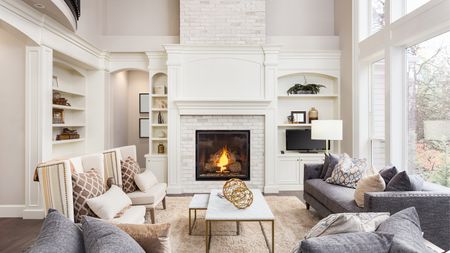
205, 189, 275, 253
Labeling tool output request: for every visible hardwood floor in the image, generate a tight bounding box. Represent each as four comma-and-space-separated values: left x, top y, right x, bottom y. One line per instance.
0, 191, 307, 252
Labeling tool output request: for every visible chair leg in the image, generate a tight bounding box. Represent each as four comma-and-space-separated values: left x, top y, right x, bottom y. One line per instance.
149, 208, 156, 224
162, 197, 166, 210
306, 202, 310, 210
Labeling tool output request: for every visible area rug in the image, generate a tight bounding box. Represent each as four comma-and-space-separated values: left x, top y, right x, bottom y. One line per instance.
154, 196, 320, 253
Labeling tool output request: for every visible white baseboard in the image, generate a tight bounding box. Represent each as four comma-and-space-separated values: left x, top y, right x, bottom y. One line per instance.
0, 205, 25, 217
23, 208, 45, 219
167, 185, 183, 194
278, 185, 304, 191
263, 185, 280, 194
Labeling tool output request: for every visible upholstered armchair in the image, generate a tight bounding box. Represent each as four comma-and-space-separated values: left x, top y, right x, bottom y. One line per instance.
103, 145, 167, 224
36, 153, 146, 224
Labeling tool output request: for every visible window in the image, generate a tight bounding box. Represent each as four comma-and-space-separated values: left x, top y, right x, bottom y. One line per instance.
371, 0, 385, 34
407, 31, 450, 186
406, 0, 430, 14
370, 59, 386, 168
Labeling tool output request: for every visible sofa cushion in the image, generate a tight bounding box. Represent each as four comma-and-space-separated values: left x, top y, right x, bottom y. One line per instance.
323, 153, 340, 180
386, 171, 413, 191
116, 223, 171, 253
379, 166, 398, 185
422, 181, 450, 192
376, 207, 433, 253
127, 183, 167, 205
354, 174, 386, 207
25, 209, 85, 253
72, 169, 104, 223
298, 232, 393, 253
112, 206, 146, 224
82, 216, 145, 253
86, 185, 132, 220
134, 169, 159, 192
304, 179, 362, 213
409, 175, 425, 191
121, 157, 140, 193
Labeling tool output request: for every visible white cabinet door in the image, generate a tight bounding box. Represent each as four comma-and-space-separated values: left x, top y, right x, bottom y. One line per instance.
277, 156, 301, 185
299, 155, 325, 183
146, 155, 168, 183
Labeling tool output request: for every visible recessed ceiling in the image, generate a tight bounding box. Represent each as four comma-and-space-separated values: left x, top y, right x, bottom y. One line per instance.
22, 0, 77, 31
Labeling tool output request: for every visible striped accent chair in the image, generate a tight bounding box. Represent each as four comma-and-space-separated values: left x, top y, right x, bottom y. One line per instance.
36, 153, 146, 224
103, 145, 167, 224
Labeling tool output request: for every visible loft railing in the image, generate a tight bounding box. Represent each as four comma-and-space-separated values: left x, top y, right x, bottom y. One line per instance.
64, 0, 80, 20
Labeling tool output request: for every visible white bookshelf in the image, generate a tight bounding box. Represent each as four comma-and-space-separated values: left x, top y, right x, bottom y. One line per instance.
149, 72, 168, 156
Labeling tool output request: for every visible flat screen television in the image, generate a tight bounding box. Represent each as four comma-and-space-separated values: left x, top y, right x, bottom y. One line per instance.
286, 129, 327, 152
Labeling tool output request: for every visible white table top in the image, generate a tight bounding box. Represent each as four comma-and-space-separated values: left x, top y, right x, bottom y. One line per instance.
189, 194, 210, 209
205, 189, 275, 221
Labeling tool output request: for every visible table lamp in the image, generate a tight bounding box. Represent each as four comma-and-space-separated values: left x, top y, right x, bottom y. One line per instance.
311, 120, 343, 153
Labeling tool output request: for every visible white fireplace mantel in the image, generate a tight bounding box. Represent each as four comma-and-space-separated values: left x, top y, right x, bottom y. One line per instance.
174, 99, 273, 115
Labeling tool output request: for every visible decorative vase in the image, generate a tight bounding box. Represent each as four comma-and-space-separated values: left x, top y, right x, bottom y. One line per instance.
308, 107, 319, 123
157, 112, 164, 124
157, 143, 165, 154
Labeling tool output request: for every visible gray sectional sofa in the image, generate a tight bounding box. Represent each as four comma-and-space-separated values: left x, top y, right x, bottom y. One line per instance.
303, 163, 450, 250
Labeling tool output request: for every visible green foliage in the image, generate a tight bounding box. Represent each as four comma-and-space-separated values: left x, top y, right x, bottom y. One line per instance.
287, 83, 326, 95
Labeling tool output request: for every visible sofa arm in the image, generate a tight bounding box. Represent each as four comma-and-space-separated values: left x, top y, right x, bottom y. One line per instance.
303, 163, 323, 184
364, 191, 450, 250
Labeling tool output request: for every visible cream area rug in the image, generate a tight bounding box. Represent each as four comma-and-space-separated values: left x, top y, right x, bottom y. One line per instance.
154, 196, 320, 253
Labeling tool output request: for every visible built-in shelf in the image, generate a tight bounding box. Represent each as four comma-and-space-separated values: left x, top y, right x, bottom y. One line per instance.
152, 108, 167, 112
278, 123, 312, 127
151, 94, 167, 98
52, 124, 85, 127
278, 94, 338, 99
52, 138, 85, 145
151, 138, 167, 141
152, 124, 167, 127
52, 104, 85, 111
53, 87, 85, 96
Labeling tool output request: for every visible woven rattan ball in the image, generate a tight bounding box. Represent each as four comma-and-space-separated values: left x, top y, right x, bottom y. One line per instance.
223, 178, 253, 209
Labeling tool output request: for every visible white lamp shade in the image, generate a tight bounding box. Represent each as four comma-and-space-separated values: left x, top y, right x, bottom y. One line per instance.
424, 120, 450, 141
311, 120, 343, 140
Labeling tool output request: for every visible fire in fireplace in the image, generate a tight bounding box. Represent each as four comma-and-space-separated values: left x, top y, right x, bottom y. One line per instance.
196, 130, 250, 181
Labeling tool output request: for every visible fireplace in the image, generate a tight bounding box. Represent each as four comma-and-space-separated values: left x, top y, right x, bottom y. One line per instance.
196, 130, 250, 181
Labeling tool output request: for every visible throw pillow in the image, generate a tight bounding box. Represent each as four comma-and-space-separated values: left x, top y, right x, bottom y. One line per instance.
86, 185, 132, 220
82, 216, 145, 253
386, 171, 413, 191
72, 169, 104, 223
319, 153, 330, 179
298, 232, 393, 253
409, 175, 425, 191
121, 156, 140, 193
379, 166, 398, 185
115, 223, 171, 253
376, 207, 433, 253
305, 212, 390, 239
25, 209, 85, 253
326, 154, 367, 188
134, 169, 159, 192
323, 153, 340, 180
354, 174, 386, 207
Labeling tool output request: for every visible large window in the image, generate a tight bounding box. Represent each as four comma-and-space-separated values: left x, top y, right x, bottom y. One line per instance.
406, 0, 430, 14
407, 31, 450, 186
370, 59, 386, 168
371, 0, 385, 34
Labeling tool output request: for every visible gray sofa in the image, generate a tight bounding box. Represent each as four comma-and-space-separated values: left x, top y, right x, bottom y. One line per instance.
303, 163, 450, 250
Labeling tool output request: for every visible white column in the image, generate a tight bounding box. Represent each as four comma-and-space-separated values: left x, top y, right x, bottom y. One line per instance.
23, 46, 53, 219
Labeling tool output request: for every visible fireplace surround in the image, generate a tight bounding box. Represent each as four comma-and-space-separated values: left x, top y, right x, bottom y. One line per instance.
196, 130, 250, 181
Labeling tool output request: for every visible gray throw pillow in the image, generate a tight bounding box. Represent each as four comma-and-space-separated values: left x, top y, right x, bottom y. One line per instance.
298, 232, 393, 253
319, 153, 330, 179
409, 175, 425, 191
376, 207, 433, 253
386, 171, 413, 191
323, 153, 339, 180
82, 216, 145, 253
379, 166, 398, 185
25, 209, 85, 253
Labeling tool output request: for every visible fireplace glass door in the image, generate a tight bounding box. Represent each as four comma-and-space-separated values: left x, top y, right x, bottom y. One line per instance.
196, 130, 250, 181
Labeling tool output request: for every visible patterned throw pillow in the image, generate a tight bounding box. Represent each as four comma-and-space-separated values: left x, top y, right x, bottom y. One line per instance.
72, 169, 105, 223
121, 156, 140, 193
326, 153, 367, 188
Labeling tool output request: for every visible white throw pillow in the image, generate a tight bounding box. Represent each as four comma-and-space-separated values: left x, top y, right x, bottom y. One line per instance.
354, 173, 386, 207
86, 185, 132, 220
134, 169, 158, 192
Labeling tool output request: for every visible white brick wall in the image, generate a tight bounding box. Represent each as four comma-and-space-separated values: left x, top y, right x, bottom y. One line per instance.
180, 115, 265, 192
180, 0, 266, 45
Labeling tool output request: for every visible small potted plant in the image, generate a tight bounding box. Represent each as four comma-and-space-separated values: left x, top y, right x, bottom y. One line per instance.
287, 77, 326, 95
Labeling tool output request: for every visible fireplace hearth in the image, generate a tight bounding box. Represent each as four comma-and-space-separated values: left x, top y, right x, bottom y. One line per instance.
196, 130, 250, 181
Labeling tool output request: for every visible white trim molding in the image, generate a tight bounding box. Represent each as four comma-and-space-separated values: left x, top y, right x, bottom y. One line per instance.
0, 205, 26, 218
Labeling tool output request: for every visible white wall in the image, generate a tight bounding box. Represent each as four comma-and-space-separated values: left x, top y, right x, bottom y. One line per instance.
0, 24, 29, 206
266, 0, 335, 36
111, 71, 129, 148
127, 71, 149, 167
334, 0, 353, 155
